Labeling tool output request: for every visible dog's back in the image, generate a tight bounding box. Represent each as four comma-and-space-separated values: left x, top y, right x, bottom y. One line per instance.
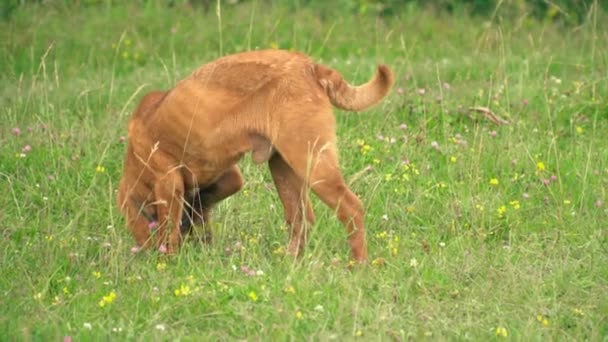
185, 49, 394, 112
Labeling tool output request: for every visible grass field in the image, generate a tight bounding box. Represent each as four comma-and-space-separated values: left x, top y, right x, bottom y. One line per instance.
1, 1, 607, 340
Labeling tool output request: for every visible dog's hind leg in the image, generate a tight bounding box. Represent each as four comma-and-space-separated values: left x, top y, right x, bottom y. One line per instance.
275, 130, 368, 262
153, 171, 185, 253
269, 153, 316, 257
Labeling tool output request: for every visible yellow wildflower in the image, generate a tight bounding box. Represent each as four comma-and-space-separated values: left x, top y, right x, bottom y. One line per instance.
497, 205, 507, 218
98, 291, 117, 308
371, 257, 386, 266
495, 326, 508, 337
174, 284, 191, 297
536, 161, 545, 172
489, 178, 499, 186
536, 314, 550, 326
248, 291, 258, 302
509, 200, 521, 210
388, 236, 400, 256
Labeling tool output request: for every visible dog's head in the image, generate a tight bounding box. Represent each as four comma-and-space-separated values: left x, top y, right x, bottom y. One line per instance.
117, 90, 169, 246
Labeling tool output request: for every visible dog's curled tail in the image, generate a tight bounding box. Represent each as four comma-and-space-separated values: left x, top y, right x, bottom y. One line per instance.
314, 63, 394, 111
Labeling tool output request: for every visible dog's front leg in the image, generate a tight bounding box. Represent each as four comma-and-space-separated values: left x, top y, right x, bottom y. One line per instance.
185, 166, 244, 242
154, 171, 185, 253
191, 166, 244, 223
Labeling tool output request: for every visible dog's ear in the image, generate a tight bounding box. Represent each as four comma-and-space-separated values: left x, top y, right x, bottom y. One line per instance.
130, 90, 168, 123
127, 90, 168, 141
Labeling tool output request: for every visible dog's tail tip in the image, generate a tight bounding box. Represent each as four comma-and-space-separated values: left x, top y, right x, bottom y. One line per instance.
315, 63, 394, 112
376, 64, 394, 90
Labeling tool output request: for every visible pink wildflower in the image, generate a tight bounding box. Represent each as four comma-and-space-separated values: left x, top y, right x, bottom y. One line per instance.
148, 221, 158, 230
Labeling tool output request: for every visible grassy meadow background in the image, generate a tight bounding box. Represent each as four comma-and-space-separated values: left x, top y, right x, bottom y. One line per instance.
1, 0, 607, 340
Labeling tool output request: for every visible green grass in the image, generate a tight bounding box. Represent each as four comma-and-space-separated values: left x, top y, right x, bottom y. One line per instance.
1, 1, 607, 340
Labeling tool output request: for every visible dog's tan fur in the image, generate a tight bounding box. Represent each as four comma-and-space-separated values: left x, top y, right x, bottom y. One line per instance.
117, 49, 393, 261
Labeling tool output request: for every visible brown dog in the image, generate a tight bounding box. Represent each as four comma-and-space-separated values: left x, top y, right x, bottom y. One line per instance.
117, 49, 393, 261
